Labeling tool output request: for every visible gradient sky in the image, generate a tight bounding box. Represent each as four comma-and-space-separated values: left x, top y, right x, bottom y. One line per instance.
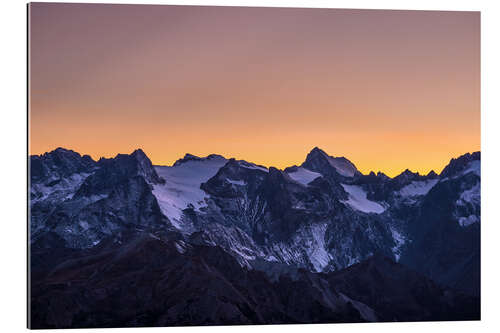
29, 3, 480, 177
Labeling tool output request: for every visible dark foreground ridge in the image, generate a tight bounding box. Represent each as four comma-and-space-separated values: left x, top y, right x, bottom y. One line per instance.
30, 231, 479, 328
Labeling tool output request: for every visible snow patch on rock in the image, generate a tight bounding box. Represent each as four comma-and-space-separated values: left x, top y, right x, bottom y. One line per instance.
286, 167, 321, 186
238, 161, 269, 173
398, 179, 438, 197
341, 184, 386, 214
462, 160, 480, 177
457, 183, 480, 206
153, 156, 228, 229
306, 223, 331, 271
458, 215, 479, 227
326, 156, 356, 177
227, 179, 246, 186
390, 227, 406, 262
30, 172, 90, 203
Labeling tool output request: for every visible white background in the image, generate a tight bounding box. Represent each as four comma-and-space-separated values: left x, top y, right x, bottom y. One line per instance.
0, 0, 498, 332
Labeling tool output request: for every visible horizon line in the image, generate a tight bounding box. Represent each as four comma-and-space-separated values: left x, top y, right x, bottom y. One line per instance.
29, 146, 480, 178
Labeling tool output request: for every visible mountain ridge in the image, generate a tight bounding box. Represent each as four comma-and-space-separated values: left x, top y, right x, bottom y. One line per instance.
29, 145, 480, 327
30, 147, 480, 179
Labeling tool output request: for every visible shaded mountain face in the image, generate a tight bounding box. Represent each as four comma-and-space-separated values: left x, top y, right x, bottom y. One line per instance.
400, 152, 480, 296
324, 254, 479, 322
30, 148, 171, 248
30, 148, 96, 184
30, 231, 478, 328
29, 147, 480, 327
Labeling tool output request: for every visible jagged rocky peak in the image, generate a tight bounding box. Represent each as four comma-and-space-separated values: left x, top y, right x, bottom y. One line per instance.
75, 148, 164, 198
354, 169, 393, 186
130, 148, 148, 160
376, 171, 390, 180
392, 168, 421, 184
399, 168, 420, 177
172, 152, 226, 167
30, 147, 96, 183
267, 166, 288, 181
393, 168, 439, 184
100, 148, 164, 185
131, 148, 165, 184
440, 151, 480, 178
358, 171, 383, 185
426, 170, 438, 178
301, 147, 359, 178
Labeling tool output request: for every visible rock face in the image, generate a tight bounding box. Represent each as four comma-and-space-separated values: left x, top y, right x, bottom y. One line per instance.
400, 153, 481, 296
30, 148, 171, 248
29, 147, 481, 328
30, 148, 96, 184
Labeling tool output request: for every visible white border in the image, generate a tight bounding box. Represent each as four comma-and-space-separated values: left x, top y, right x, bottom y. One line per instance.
1, 0, 499, 332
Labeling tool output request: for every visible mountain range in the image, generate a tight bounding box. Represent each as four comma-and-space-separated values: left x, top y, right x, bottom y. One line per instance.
29, 147, 480, 328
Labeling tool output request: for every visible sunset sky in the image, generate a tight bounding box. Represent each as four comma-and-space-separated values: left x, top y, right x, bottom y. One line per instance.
29, 3, 480, 177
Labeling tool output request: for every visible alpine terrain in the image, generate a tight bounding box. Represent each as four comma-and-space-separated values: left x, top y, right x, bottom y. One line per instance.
29, 147, 480, 328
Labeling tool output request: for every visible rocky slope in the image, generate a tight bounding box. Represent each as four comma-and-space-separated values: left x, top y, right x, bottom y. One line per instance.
30, 231, 478, 328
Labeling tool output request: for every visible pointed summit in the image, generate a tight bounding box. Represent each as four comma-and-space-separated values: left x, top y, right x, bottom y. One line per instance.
131, 148, 164, 184
98, 148, 164, 185
131, 148, 147, 158
426, 170, 438, 179
310, 146, 325, 154
393, 169, 420, 183
376, 171, 390, 180
75, 148, 164, 199
301, 147, 359, 178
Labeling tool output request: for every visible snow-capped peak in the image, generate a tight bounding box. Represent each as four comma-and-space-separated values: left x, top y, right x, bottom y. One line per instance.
302, 147, 359, 178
